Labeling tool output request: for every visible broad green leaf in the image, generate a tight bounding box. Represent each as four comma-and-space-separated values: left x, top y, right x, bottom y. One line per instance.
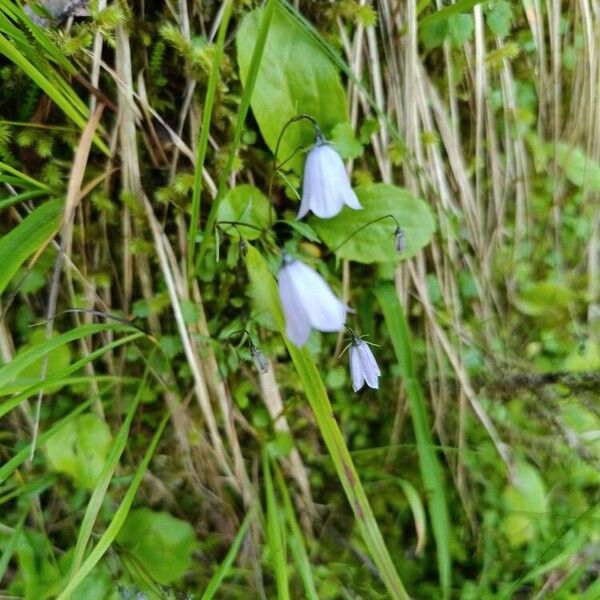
116, 508, 197, 585
45, 414, 112, 489
513, 281, 575, 318
419, 0, 484, 28
486, 1, 513, 37
0, 199, 62, 296
448, 14, 474, 46
501, 462, 548, 548
245, 244, 284, 331
420, 18, 449, 49
330, 122, 363, 160
553, 143, 600, 190
312, 183, 435, 263
237, 4, 348, 172
216, 184, 274, 240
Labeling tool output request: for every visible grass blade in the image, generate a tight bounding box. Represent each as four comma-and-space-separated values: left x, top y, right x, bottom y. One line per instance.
263, 451, 290, 600
0, 323, 137, 390
0, 199, 62, 296
0, 398, 94, 483
196, 0, 277, 266
274, 463, 319, 600
56, 410, 170, 600
187, 0, 233, 279
200, 508, 255, 600
67, 362, 152, 579
245, 245, 410, 599
374, 283, 452, 597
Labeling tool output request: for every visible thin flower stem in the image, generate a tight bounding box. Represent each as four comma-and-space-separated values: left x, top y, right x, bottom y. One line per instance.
332, 214, 402, 253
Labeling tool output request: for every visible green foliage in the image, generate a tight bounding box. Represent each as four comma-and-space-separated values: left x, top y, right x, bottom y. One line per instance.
117, 508, 198, 585
486, 1, 513, 37
0, 199, 62, 296
237, 4, 349, 172
217, 184, 275, 240
45, 413, 112, 489
312, 184, 436, 263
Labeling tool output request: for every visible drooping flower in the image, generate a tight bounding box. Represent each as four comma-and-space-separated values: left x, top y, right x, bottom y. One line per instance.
278, 255, 346, 346
297, 139, 362, 220
349, 338, 381, 392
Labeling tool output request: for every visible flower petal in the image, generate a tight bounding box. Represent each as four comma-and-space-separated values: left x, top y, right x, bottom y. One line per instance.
299, 144, 351, 219
285, 260, 346, 333
278, 264, 312, 346
349, 344, 365, 392
357, 341, 380, 389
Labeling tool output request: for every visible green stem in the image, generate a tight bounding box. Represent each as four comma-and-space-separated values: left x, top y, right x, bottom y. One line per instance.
187, 0, 234, 283
196, 0, 277, 269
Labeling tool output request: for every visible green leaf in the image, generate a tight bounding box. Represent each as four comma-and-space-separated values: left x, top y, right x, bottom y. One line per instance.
116, 508, 197, 585
420, 18, 449, 50
216, 184, 274, 240
553, 143, 600, 190
486, 1, 513, 37
245, 244, 284, 331
501, 462, 548, 547
236, 4, 348, 172
330, 122, 363, 160
0, 199, 62, 296
45, 413, 112, 490
448, 14, 474, 46
312, 183, 435, 263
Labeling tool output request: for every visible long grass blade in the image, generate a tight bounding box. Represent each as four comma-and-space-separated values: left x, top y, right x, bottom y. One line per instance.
374, 283, 452, 597
200, 507, 255, 600
0, 398, 94, 483
274, 464, 319, 600
263, 451, 290, 600
187, 0, 233, 280
56, 410, 170, 600
0, 199, 62, 296
67, 362, 151, 579
196, 0, 277, 266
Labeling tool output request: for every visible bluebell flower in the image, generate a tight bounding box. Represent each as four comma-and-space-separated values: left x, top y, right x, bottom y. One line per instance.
278, 256, 346, 346
297, 140, 362, 219
349, 339, 381, 392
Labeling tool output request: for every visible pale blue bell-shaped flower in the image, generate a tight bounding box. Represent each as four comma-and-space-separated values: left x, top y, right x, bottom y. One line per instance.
278, 256, 347, 346
297, 141, 362, 219
349, 339, 381, 392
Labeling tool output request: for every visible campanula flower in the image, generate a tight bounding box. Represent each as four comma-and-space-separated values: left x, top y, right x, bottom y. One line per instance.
297, 139, 362, 220
349, 339, 381, 392
278, 255, 346, 346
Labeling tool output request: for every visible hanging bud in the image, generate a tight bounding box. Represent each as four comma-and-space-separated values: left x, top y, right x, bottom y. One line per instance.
250, 344, 269, 374
394, 227, 406, 253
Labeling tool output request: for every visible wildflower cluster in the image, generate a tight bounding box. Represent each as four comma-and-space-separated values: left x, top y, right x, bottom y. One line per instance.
225, 118, 402, 390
